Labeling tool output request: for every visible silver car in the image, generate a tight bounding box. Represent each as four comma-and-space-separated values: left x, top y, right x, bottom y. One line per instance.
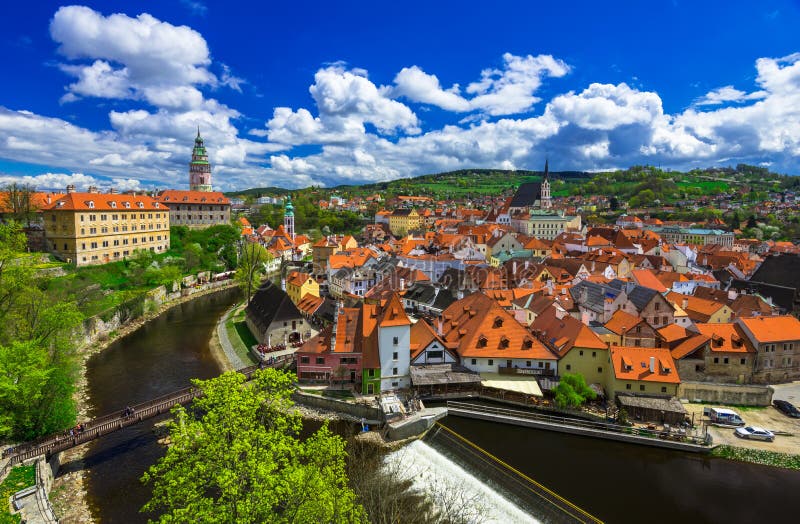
734, 426, 775, 442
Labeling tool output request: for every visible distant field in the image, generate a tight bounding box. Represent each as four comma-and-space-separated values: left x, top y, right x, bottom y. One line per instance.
676, 180, 730, 192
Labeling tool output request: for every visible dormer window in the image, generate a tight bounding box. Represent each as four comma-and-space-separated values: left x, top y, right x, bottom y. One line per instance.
499, 336, 510, 349
183, 197, 188, 201
137, 202, 144, 208
477, 336, 488, 348
87, 201, 95, 208
124, 202, 130, 208
523, 339, 533, 349
154, 202, 159, 208
493, 316, 504, 328
110, 201, 117, 208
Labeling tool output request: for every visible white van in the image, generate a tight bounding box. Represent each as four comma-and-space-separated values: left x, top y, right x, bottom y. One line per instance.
705, 407, 745, 426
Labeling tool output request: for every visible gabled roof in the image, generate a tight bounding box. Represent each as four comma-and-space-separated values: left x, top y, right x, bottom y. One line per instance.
156, 189, 230, 205
738, 315, 800, 343
604, 310, 645, 335
245, 283, 304, 334
631, 269, 669, 293
509, 182, 543, 208
45, 192, 162, 211
695, 323, 756, 354
609, 346, 680, 384
286, 270, 313, 288
440, 292, 556, 360
608, 280, 659, 312
531, 307, 607, 357
378, 293, 412, 328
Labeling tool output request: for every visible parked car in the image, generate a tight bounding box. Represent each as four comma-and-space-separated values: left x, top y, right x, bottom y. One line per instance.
734, 426, 775, 442
704, 407, 745, 426
773, 399, 800, 418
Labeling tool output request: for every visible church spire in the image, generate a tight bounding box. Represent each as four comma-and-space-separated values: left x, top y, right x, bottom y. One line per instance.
540, 158, 552, 209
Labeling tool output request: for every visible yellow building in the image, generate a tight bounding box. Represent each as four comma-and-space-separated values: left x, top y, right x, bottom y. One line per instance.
511, 212, 582, 239
44, 191, 170, 266
389, 208, 421, 236
286, 270, 320, 305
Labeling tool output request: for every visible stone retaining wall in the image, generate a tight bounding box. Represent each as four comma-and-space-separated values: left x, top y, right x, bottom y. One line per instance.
292, 392, 383, 423
678, 381, 774, 406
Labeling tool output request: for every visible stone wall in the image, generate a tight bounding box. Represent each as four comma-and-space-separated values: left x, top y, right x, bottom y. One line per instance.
292, 392, 383, 423
678, 381, 774, 406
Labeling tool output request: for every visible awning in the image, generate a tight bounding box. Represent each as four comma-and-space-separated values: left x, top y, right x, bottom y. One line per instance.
480, 373, 543, 397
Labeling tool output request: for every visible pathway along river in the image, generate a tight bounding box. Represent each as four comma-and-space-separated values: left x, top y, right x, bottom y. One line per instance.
81, 287, 800, 523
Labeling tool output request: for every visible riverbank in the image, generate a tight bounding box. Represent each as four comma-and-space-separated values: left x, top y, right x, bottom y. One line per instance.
49, 281, 238, 524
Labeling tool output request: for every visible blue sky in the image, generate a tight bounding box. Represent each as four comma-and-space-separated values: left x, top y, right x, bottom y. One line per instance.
1, 1, 799, 191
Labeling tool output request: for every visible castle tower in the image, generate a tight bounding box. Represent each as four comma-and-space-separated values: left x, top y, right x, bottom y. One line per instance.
540, 158, 552, 209
284, 195, 295, 242
189, 128, 213, 192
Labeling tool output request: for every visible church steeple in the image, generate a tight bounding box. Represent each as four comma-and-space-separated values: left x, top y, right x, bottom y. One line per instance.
189, 128, 213, 192
540, 158, 552, 209
284, 195, 295, 243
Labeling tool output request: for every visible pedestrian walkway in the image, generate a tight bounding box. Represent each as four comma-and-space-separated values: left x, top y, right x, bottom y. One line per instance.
217, 303, 248, 370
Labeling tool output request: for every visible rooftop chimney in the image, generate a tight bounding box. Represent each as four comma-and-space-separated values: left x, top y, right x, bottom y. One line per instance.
682, 298, 688, 310
87, 185, 99, 194
649, 356, 656, 373
108, 187, 117, 194
66, 184, 75, 194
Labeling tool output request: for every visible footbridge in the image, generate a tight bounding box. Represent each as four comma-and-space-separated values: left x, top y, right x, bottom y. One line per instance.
2, 355, 293, 468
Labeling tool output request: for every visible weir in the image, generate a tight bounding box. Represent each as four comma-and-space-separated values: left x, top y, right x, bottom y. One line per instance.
419, 422, 602, 524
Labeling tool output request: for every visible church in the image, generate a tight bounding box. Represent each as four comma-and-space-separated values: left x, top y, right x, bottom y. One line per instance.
508, 159, 552, 213
155, 129, 232, 229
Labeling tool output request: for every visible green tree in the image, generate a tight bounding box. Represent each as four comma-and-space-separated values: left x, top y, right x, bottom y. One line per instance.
142, 369, 365, 523
236, 242, 272, 304
553, 373, 597, 409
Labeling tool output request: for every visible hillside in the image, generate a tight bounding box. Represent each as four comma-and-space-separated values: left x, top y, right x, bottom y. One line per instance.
227, 163, 798, 206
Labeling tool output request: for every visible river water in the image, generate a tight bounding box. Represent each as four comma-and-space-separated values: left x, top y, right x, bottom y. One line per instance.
81, 288, 800, 523
84, 288, 239, 522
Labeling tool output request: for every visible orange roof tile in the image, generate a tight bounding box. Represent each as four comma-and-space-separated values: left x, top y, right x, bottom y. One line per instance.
441, 292, 557, 360
156, 189, 230, 205
739, 316, 800, 343
609, 346, 680, 384
657, 324, 689, 343
604, 310, 644, 335
695, 323, 756, 354
631, 269, 669, 293
286, 271, 312, 288
46, 192, 163, 211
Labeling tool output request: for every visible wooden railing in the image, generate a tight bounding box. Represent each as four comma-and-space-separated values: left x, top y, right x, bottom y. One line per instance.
3, 357, 294, 465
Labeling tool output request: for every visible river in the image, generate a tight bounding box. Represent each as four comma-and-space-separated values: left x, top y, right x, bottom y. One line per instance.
81, 288, 800, 523
84, 288, 239, 522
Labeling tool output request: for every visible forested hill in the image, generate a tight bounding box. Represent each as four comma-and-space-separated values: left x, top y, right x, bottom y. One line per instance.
228, 164, 798, 203
228, 168, 592, 200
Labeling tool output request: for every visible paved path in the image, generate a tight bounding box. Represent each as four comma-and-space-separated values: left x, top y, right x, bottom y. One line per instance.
217, 303, 248, 370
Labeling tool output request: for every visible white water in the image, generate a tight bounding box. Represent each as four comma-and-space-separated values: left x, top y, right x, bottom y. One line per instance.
383, 440, 539, 524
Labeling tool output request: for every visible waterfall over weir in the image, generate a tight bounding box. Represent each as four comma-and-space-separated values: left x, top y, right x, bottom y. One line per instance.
384, 439, 538, 524
385, 422, 602, 524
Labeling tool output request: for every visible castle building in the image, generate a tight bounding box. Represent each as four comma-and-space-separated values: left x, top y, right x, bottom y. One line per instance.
189, 128, 213, 192
43, 188, 170, 266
